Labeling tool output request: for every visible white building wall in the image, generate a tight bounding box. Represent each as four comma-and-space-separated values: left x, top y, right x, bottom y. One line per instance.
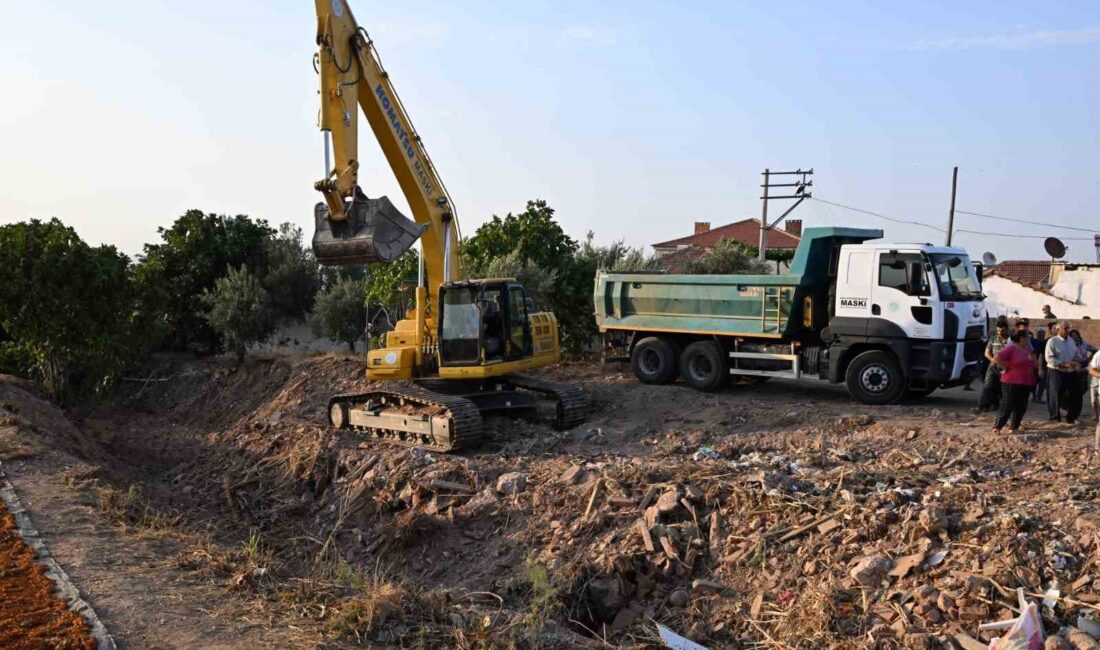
982, 275, 1095, 320
1048, 268, 1100, 308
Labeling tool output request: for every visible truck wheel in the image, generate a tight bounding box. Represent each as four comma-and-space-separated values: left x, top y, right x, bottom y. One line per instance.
680, 341, 729, 392
845, 350, 906, 405
631, 337, 678, 384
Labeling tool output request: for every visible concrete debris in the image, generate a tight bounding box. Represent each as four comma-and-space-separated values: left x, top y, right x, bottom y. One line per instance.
849, 555, 893, 587
1062, 627, 1100, 650
495, 472, 527, 496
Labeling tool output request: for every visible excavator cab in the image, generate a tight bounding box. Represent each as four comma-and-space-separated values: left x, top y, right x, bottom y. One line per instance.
312, 188, 426, 267
438, 280, 533, 367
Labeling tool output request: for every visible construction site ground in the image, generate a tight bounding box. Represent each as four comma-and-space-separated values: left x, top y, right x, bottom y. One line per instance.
2, 356, 1099, 649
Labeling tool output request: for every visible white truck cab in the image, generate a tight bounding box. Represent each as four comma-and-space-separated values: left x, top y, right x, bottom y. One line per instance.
826, 242, 987, 401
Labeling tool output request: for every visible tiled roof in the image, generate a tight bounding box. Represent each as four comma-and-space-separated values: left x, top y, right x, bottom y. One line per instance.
652, 219, 800, 251
986, 261, 1051, 287
653, 246, 707, 273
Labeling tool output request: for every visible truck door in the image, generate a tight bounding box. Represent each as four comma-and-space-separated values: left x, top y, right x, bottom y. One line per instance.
871, 251, 936, 339
833, 249, 874, 334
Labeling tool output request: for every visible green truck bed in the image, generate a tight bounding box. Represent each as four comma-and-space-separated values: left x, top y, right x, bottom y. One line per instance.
594, 227, 882, 339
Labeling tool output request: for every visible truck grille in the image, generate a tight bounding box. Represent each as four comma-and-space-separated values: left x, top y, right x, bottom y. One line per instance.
965, 325, 984, 340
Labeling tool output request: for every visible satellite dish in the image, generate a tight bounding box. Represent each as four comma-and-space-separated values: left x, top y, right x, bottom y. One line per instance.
981, 251, 997, 266
1044, 237, 1067, 259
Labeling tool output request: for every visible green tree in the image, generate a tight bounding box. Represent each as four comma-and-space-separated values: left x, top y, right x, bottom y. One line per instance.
463, 201, 601, 355
576, 232, 656, 272
134, 210, 274, 353
682, 238, 769, 275
0, 219, 136, 401
364, 249, 419, 329
200, 265, 275, 362
262, 223, 321, 322
462, 200, 577, 272
308, 277, 369, 352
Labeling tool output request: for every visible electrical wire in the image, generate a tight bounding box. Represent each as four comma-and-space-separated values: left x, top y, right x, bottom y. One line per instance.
812, 197, 1095, 240
955, 210, 1097, 234
955, 229, 1093, 241
810, 197, 945, 232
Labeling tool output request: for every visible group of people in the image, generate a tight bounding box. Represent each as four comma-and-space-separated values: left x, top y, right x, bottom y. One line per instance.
972, 309, 1100, 436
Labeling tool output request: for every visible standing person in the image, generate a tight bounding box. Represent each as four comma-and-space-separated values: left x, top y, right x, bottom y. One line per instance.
1070, 329, 1097, 420
1042, 305, 1058, 320
1046, 322, 1081, 423
993, 331, 1037, 434
1032, 328, 1048, 402
1090, 349, 1100, 447
978, 320, 1010, 414
1015, 318, 1031, 335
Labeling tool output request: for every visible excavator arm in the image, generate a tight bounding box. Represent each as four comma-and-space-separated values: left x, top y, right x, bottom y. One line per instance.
312, 0, 459, 300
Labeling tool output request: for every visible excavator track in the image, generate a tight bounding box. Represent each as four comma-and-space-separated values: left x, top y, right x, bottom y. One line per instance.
500, 375, 589, 430
327, 385, 483, 453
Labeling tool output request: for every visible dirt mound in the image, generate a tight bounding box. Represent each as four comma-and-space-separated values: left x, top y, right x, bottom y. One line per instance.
0, 377, 105, 464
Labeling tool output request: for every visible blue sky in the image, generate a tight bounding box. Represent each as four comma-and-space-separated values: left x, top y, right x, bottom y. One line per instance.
1, 0, 1098, 262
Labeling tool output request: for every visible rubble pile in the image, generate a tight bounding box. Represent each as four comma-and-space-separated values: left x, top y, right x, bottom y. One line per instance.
75, 357, 1100, 648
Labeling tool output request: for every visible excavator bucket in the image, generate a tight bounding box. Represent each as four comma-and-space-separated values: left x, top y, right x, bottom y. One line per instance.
312, 191, 426, 267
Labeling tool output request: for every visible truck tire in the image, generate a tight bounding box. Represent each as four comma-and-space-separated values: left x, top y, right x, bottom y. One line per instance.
845, 350, 906, 405
680, 341, 729, 392
631, 337, 678, 385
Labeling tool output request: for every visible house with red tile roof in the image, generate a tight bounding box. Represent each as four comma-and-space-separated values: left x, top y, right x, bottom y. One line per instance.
651, 219, 802, 257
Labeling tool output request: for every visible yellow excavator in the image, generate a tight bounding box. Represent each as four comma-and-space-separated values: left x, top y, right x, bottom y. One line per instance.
311, 0, 588, 452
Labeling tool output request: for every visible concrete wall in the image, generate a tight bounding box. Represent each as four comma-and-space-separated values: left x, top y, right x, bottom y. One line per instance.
248, 322, 360, 356
983, 275, 1094, 320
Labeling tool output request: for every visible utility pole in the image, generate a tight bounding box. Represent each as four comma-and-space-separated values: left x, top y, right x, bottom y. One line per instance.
946, 166, 958, 246
758, 168, 813, 262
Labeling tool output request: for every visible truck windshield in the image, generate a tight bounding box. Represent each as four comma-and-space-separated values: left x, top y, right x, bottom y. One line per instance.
930, 254, 982, 301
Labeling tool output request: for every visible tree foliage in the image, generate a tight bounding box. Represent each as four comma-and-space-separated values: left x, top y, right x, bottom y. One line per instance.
682, 238, 769, 275
0, 219, 136, 401
364, 249, 419, 329
200, 265, 275, 361
308, 276, 369, 352
135, 210, 274, 353
262, 223, 321, 322
462, 200, 576, 273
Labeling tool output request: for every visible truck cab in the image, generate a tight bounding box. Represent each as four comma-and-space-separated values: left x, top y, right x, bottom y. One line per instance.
825, 243, 986, 402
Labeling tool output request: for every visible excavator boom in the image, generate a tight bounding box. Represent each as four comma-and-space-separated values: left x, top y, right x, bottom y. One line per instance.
312, 0, 458, 296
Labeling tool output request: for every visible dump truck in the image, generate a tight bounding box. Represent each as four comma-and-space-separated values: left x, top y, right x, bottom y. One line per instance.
595, 227, 987, 404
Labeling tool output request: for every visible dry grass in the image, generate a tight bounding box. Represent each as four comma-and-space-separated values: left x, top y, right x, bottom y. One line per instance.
0, 426, 36, 461
97, 483, 182, 532
768, 579, 868, 649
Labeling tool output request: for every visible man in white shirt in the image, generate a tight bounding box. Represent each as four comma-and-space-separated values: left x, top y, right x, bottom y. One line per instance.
1046, 322, 1082, 423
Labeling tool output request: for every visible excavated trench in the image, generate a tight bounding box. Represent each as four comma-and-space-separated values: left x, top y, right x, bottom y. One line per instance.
66, 355, 620, 646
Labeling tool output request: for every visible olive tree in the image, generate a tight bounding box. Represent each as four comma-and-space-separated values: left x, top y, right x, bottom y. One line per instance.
200, 265, 276, 361
308, 276, 369, 352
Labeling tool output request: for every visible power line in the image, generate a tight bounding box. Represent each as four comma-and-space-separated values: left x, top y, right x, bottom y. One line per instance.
812, 197, 1094, 240
955, 229, 1093, 241
955, 209, 1098, 234
810, 197, 945, 232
